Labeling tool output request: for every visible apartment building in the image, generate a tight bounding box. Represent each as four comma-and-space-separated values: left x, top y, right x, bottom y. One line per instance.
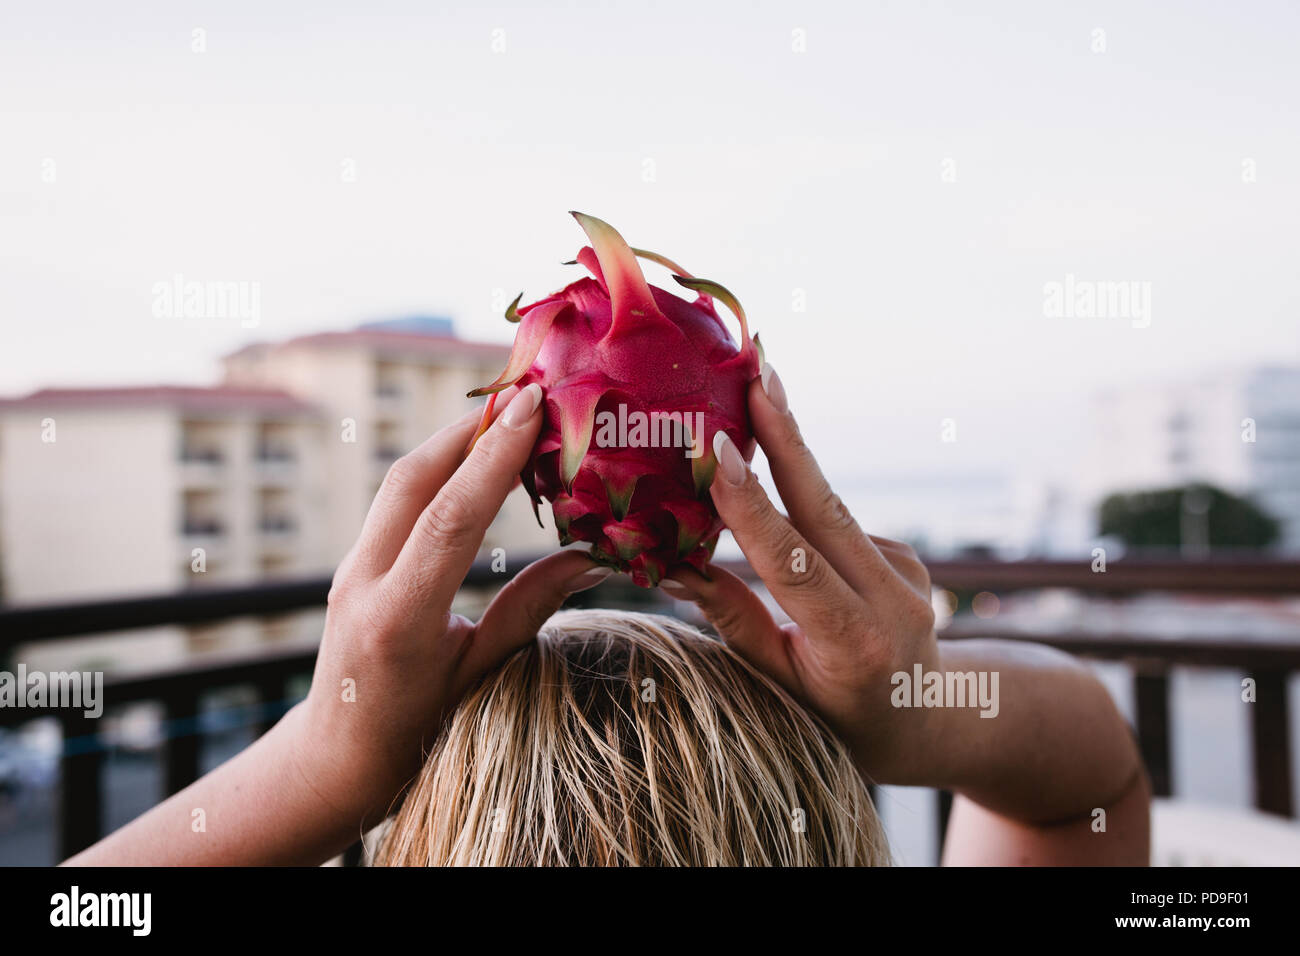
0, 386, 327, 668
220, 316, 551, 566
0, 319, 555, 669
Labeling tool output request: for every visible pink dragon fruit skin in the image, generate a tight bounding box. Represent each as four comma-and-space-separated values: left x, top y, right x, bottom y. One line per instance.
469, 212, 761, 587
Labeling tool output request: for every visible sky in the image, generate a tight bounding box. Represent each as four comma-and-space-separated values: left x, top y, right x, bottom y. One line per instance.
2, 0, 1298, 493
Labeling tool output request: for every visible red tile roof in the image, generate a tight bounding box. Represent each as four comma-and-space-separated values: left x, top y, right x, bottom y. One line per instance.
1, 327, 511, 415
0, 386, 320, 416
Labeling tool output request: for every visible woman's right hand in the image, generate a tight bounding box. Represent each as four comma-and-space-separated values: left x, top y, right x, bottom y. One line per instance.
664, 364, 1148, 859
663, 365, 944, 785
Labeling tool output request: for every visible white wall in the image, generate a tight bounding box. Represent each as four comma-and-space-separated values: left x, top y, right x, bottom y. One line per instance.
1, 407, 177, 601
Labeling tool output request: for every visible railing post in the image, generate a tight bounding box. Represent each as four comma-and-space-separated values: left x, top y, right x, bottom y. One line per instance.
1250, 670, 1293, 818
255, 676, 287, 737
163, 690, 202, 796
58, 712, 103, 859
1134, 670, 1172, 798
936, 789, 954, 860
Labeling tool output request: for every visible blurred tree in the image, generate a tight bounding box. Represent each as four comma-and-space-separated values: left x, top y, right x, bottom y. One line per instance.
1098, 483, 1280, 552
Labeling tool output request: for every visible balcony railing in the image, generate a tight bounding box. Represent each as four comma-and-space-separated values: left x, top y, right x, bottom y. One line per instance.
0, 556, 1296, 864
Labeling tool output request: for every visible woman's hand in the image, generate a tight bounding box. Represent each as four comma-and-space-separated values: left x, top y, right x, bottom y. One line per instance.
662, 367, 943, 784
295, 383, 612, 828
67, 384, 613, 865
664, 366, 1148, 860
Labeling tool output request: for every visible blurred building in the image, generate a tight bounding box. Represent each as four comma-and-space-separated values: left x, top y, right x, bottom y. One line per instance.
220, 316, 548, 565
1081, 366, 1300, 551
0, 386, 328, 668
0, 319, 553, 670
0, 386, 328, 601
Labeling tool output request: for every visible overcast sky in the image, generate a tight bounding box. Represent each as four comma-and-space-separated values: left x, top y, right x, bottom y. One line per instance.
3, 0, 1297, 486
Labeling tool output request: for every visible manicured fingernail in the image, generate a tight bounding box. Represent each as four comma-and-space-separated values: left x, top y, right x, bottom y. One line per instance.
500, 383, 543, 428
660, 579, 690, 596
566, 566, 613, 592
712, 430, 747, 486
760, 362, 788, 414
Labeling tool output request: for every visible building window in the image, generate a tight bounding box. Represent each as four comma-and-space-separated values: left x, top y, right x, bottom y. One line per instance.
258, 488, 296, 534
374, 421, 403, 461
182, 489, 224, 536
179, 421, 225, 463
375, 361, 404, 399
256, 422, 296, 462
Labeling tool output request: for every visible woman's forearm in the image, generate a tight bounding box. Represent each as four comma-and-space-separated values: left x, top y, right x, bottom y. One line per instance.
874, 637, 1150, 865
899, 639, 1146, 826
63, 703, 355, 866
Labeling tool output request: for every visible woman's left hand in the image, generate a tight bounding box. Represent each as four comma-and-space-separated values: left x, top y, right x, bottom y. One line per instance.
296, 383, 611, 827
66, 384, 611, 865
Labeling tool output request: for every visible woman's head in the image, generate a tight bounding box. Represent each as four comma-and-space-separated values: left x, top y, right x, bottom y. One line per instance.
376, 609, 888, 866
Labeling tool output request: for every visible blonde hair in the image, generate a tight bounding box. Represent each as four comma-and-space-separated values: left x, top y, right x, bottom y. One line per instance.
375, 609, 888, 866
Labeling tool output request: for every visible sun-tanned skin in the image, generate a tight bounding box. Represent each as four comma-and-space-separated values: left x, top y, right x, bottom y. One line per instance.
65, 370, 1148, 867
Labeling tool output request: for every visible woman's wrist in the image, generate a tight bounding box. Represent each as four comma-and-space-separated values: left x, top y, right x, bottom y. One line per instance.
843, 640, 947, 788
265, 701, 395, 862
287, 693, 408, 832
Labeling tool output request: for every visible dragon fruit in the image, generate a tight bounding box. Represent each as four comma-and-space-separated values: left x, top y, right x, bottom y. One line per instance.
469, 212, 761, 587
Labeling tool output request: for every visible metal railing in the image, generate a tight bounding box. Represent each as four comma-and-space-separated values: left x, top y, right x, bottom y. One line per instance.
1, 556, 1296, 862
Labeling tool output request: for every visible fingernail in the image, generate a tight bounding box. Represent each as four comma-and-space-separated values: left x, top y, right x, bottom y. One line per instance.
500, 383, 543, 428
760, 362, 788, 414
712, 430, 747, 486
660, 579, 690, 596
566, 566, 613, 592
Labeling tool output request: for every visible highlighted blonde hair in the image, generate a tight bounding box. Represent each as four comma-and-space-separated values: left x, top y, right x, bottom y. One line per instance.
375, 609, 888, 866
